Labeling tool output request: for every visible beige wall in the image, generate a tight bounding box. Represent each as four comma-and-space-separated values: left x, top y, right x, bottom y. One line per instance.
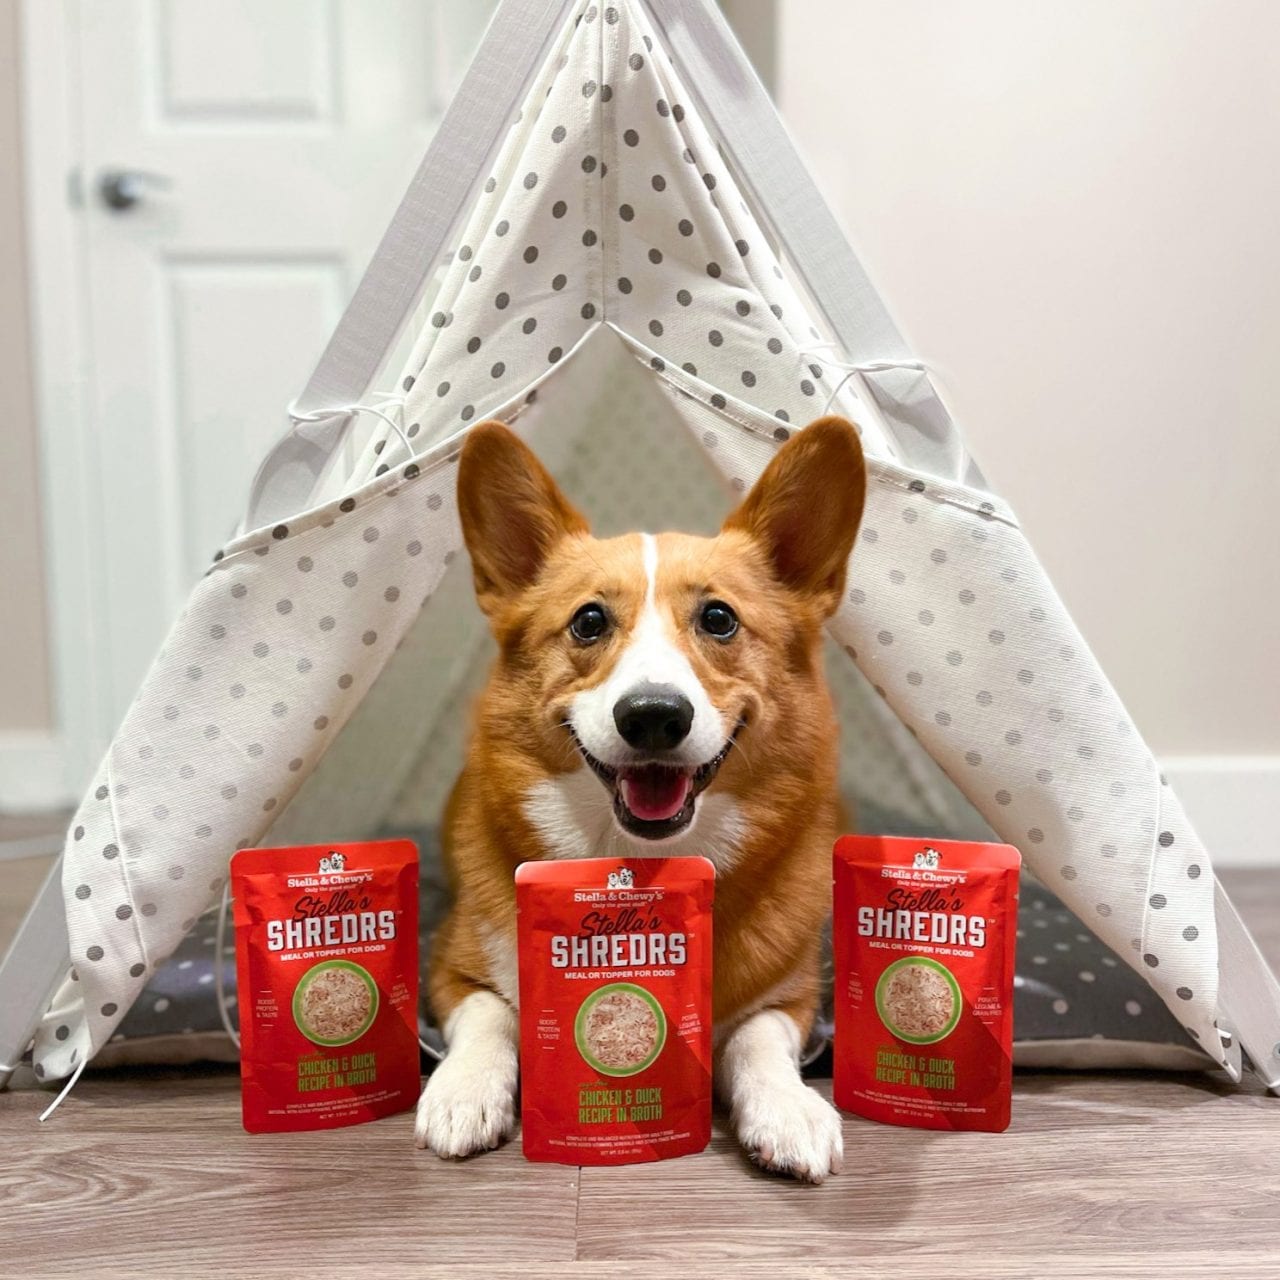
0, 0, 52, 732
778, 0, 1280, 757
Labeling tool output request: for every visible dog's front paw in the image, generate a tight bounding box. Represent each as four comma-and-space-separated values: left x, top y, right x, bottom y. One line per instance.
413, 1053, 517, 1158
733, 1081, 844, 1184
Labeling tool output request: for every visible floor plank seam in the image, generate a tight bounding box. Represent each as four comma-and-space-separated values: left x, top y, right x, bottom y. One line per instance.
571, 1163, 584, 1260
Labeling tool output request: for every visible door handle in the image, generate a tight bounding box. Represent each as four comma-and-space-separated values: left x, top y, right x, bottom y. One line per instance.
98, 169, 173, 212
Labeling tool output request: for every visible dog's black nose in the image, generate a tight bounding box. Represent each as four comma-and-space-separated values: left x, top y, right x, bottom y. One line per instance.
613, 684, 694, 751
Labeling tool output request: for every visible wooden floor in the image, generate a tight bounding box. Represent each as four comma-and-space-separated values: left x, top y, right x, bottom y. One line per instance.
2, 860, 1278, 1279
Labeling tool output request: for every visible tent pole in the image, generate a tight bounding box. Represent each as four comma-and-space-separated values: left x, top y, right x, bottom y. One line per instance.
0, 857, 69, 1089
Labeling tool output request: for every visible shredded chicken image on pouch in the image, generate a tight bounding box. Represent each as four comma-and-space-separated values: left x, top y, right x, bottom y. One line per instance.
878, 961, 958, 1041
297, 964, 375, 1044
579, 986, 663, 1072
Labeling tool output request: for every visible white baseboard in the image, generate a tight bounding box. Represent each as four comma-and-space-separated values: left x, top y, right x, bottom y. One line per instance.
0, 732, 73, 813
1162, 756, 1280, 868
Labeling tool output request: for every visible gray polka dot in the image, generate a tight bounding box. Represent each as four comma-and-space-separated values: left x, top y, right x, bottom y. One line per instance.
1158, 831, 1175, 848
1096, 903, 1112, 918
1027, 828, 1044, 844
222, 784, 238, 800
988, 630, 1005, 645
906, 671, 923, 687
918, 610, 935, 626
995, 790, 1011, 806
102, 843, 118, 860
1176, 987, 1193, 1000
168, 865, 185, 880
1143, 953, 1159, 967
958, 589, 974, 605
271, 702, 287, 718
319, 616, 335, 632
1005, 730, 1023, 746
362, 630, 378, 646
141, 902, 157, 918
1183, 925, 1199, 941
74, 884, 91, 900
338, 674, 354, 690
1036, 769, 1053, 784
965, 751, 982, 766
343, 571, 358, 588
946, 650, 963, 666
1061, 866, 1078, 880
1187, 864, 1201, 879
101, 1002, 118, 1017
976, 690, 993, 707
877, 630, 893, 646
87, 945, 104, 961
314, 716, 329, 731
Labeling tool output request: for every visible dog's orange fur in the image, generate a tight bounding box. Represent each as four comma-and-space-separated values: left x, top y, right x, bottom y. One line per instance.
429, 416, 866, 1054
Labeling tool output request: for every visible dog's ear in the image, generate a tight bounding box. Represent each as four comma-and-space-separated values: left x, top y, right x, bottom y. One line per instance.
456, 420, 589, 615
722, 416, 866, 616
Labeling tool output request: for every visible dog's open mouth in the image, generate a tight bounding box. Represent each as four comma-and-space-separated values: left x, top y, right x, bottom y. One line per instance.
574, 726, 742, 840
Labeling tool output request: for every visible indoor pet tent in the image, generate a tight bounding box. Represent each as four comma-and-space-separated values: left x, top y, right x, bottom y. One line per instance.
3, 0, 1278, 1094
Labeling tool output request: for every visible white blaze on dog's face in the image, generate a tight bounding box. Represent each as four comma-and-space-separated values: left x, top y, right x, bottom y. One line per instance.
455, 418, 865, 861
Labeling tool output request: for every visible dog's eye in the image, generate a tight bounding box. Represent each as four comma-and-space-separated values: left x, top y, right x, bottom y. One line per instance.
699, 600, 738, 640
569, 603, 610, 643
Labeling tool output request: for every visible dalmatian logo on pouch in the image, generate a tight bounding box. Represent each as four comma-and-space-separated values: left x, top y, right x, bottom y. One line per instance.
607, 867, 635, 889
912, 847, 942, 870
319, 851, 347, 874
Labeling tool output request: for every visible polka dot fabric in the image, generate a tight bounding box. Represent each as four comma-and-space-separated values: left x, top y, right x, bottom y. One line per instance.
343, 0, 882, 481
34, 454, 465, 1080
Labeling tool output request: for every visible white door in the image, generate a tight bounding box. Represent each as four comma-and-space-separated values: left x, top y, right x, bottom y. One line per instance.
46, 0, 494, 784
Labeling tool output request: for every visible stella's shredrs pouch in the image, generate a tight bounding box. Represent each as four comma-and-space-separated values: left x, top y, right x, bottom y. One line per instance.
834, 835, 1021, 1132
515, 856, 714, 1165
231, 839, 419, 1134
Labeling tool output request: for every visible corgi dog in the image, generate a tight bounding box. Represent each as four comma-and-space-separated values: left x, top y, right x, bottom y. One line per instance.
415, 415, 865, 1182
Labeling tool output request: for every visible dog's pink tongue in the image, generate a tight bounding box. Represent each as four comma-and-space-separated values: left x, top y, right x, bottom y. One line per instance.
620, 766, 692, 822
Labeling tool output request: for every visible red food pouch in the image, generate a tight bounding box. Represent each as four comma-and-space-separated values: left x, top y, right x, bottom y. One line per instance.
231, 839, 420, 1133
515, 856, 714, 1165
833, 836, 1021, 1132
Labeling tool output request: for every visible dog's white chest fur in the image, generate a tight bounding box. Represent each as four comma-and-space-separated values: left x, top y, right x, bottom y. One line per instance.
522, 767, 747, 872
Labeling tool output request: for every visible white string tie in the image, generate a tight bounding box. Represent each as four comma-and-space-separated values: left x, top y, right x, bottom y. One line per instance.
286, 394, 415, 463
38, 1056, 86, 1123
796, 348, 930, 416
